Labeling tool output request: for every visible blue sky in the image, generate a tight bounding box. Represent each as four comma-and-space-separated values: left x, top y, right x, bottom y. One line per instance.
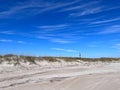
0, 0, 120, 57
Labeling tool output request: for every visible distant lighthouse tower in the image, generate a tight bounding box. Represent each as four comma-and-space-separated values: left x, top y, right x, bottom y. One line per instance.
79, 52, 81, 58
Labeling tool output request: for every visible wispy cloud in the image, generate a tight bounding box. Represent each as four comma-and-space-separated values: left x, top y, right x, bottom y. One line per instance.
91, 17, 120, 24
17, 40, 33, 45
79, 7, 103, 16
98, 25, 120, 34
38, 0, 81, 13
36, 23, 80, 44
50, 38, 71, 44
38, 24, 69, 31
0, 31, 15, 35
0, 1, 49, 18
17, 41, 27, 44
70, 6, 103, 16
83, 25, 120, 35
69, 5, 119, 17
38, 36, 72, 44
58, 1, 99, 12
0, 0, 119, 19
88, 41, 104, 47
51, 48, 78, 53
0, 0, 80, 18
37, 29, 83, 43
0, 39, 13, 42
112, 44, 120, 50
0, 39, 31, 44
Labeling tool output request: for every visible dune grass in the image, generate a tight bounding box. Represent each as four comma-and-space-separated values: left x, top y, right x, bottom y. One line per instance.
0, 54, 120, 64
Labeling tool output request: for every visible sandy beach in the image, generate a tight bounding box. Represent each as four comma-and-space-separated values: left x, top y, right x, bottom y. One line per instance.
4, 72, 120, 90
1, 61, 120, 90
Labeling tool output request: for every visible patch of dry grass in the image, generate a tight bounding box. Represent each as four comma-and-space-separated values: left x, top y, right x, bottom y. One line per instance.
0, 54, 120, 65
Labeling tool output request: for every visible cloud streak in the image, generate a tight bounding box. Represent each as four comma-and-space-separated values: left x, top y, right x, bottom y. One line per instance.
0, 39, 13, 42
69, 4, 119, 17
70, 6, 103, 17
0, 39, 32, 44
38, 24, 69, 31
79, 7, 103, 16
98, 25, 120, 34
0, 0, 81, 18
91, 17, 120, 24
36, 24, 82, 44
112, 44, 120, 50
38, 0, 81, 13
58, 1, 99, 12
0, 31, 15, 35
0, 0, 119, 19
50, 38, 71, 44
38, 36, 72, 44
52, 48, 78, 53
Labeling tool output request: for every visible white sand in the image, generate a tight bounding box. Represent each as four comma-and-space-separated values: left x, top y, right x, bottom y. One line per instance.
0, 61, 120, 90
4, 72, 120, 90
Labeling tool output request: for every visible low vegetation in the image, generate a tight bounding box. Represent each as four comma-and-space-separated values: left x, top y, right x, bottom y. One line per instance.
0, 54, 120, 65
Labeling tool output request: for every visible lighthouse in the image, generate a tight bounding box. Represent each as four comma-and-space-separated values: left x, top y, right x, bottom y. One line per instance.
79, 52, 81, 58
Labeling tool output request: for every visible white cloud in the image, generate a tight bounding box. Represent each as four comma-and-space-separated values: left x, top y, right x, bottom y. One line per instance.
50, 38, 71, 44
80, 7, 103, 16
38, 35, 72, 44
98, 25, 120, 34
58, 1, 99, 12
0, 31, 15, 35
38, 0, 81, 13
0, 0, 119, 19
17, 41, 26, 44
0, 39, 13, 42
70, 6, 103, 16
0, 0, 80, 18
36, 23, 80, 44
17, 41, 33, 45
38, 24, 69, 31
36, 30, 82, 43
0, 39, 31, 45
91, 17, 120, 24
69, 1, 120, 17
88, 41, 104, 47
52, 48, 78, 53
112, 44, 120, 50
0, 1, 49, 18
83, 25, 120, 35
